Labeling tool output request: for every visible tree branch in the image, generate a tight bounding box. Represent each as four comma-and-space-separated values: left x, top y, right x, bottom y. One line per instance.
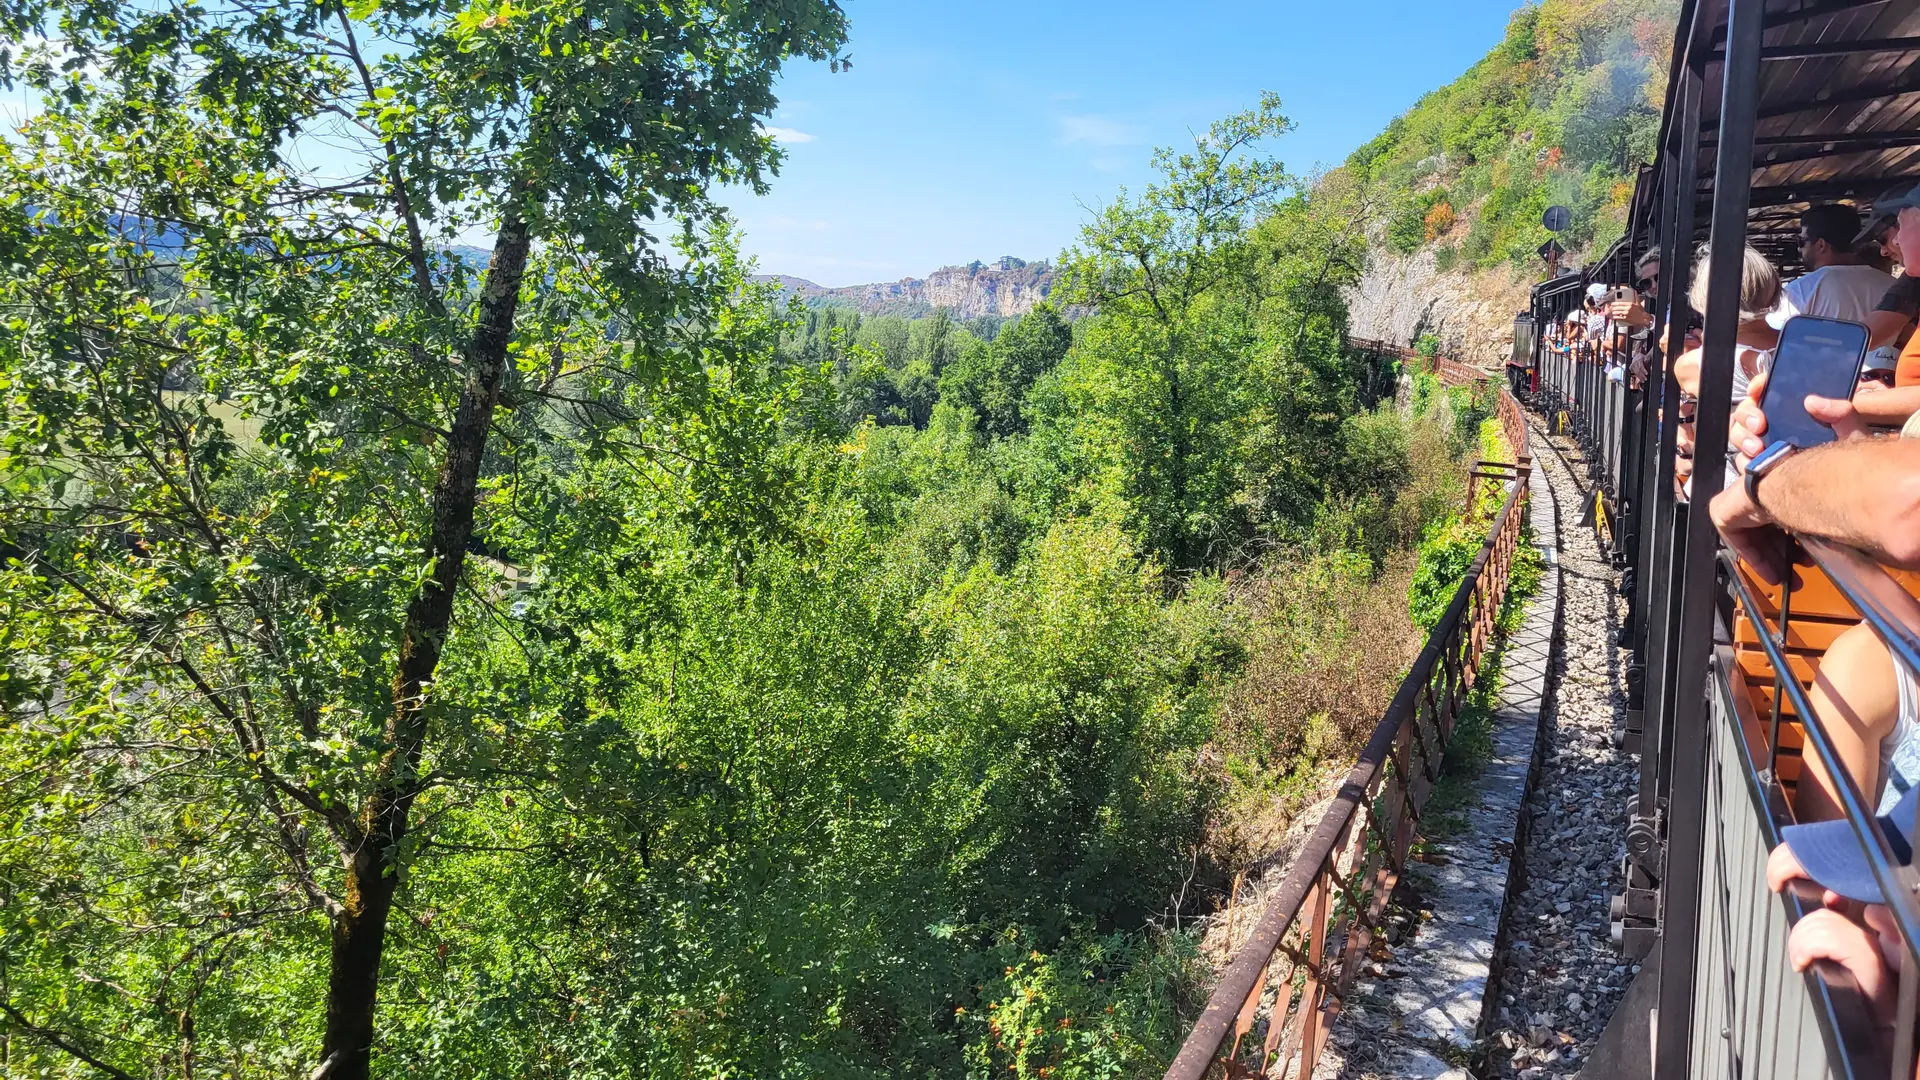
0, 1001, 139, 1080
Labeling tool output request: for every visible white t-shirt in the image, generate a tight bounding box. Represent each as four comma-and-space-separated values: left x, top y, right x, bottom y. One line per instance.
1768, 263, 1899, 366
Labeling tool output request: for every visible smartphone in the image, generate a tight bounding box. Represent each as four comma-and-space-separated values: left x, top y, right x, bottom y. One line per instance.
1607, 286, 1638, 305
1748, 315, 1869, 470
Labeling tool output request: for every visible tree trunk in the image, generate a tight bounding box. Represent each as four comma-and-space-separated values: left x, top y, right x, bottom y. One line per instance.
318, 210, 531, 1080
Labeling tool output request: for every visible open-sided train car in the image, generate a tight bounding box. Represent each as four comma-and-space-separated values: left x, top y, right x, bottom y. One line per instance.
1549, 1, 1920, 1076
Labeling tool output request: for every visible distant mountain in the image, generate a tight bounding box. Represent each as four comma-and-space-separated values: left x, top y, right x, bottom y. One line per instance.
755, 257, 1055, 319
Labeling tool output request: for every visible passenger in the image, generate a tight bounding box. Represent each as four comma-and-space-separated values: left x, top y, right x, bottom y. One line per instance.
1863, 199, 1906, 270
1711, 372, 1920, 821
1735, 203, 1897, 367
1611, 251, 1662, 388
1673, 244, 1782, 402
1765, 785, 1918, 1030
1585, 284, 1611, 340
1608, 250, 1662, 333
1846, 184, 1920, 429
1671, 244, 1781, 500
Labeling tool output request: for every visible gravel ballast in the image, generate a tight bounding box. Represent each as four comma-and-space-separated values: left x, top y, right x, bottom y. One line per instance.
1480, 421, 1639, 1079
1310, 417, 1637, 1080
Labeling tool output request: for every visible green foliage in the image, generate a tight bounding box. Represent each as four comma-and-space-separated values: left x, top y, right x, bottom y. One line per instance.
939, 305, 1075, 437
1388, 188, 1453, 254
1049, 100, 1375, 570
1408, 515, 1483, 631
1409, 414, 1534, 632
0, 0, 849, 1072
962, 929, 1207, 1080
1345, 0, 1677, 270
1411, 371, 1445, 414
0, 19, 1506, 1067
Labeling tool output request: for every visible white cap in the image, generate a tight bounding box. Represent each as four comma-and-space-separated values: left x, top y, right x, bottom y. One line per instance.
1585, 282, 1609, 300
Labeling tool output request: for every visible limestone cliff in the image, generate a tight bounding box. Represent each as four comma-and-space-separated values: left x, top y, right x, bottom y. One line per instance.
1344, 247, 1533, 369
756, 256, 1055, 319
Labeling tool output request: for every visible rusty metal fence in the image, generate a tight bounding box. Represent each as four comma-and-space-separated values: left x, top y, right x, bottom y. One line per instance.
1347, 337, 1497, 390
1161, 393, 1532, 1080
1498, 387, 1528, 473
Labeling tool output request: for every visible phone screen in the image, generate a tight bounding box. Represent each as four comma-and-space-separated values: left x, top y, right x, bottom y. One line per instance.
1761, 315, 1869, 450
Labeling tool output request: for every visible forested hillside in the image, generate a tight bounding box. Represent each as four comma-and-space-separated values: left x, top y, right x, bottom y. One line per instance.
1349, 0, 1677, 274
1, 5, 1515, 1079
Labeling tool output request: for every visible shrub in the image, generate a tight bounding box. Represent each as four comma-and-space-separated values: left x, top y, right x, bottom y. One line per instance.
1217, 549, 1421, 769
1408, 514, 1482, 632
962, 928, 1208, 1080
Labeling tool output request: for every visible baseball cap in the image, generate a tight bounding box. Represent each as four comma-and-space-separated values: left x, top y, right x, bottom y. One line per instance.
1585, 282, 1609, 300
1854, 183, 1920, 244
1779, 784, 1919, 904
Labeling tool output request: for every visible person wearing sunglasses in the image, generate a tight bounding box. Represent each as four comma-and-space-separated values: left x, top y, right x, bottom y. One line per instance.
1606, 249, 1662, 332
1609, 250, 1664, 388
1835, 185, 1920, 435
1727, 205, 1896, 360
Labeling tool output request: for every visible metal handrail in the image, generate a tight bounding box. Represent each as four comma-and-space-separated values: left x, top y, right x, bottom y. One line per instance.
1802, 537, 1920, 683
1720, 552, 1920, 957
1161, 397, 1532, 1080
1707, 619, 1893, 1080
1345, 337, 1498, 388
1722, 545, 1920, 1079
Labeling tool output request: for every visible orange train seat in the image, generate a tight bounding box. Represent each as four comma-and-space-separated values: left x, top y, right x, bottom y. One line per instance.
1729, 557, 1920, 798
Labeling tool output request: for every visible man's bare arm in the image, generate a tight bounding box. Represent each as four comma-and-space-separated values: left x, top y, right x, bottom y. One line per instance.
1755, 437, 1920, 567
1867, 308, 1912, 350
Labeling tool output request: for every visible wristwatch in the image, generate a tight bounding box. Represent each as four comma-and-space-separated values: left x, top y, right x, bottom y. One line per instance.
1744, 443, 1798, 504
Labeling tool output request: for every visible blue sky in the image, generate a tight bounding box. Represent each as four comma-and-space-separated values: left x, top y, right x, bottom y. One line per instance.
739, 0, 1529, 286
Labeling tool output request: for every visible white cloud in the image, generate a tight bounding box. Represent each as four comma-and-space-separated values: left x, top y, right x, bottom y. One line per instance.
761, 125, 817, 144
1057, 114, 1146, 148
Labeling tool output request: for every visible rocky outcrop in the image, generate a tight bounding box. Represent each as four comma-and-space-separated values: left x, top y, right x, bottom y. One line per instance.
756, 257, 1055, 319
1346, 247, 1534, 369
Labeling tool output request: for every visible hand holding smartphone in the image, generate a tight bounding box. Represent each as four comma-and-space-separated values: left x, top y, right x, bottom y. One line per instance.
1745, 315, 1869, 475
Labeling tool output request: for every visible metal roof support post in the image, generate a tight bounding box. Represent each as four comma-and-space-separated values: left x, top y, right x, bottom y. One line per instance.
1626, 160, 1674, 662
1655, 0, 1759, 1072
1635, 60, 1704, 852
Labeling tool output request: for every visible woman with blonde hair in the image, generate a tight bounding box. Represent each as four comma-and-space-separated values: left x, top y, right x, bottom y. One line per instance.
1675, 242, 1783, 401
1673, 244, 1783, 503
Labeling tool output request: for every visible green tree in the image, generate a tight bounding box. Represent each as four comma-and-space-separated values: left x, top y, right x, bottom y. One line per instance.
939, 306, 1073, 437
0, 1, 844, 1075
1050, 92, 1371, 570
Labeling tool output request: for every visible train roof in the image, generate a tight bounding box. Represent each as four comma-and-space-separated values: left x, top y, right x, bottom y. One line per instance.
1652, 0, 1920, 271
